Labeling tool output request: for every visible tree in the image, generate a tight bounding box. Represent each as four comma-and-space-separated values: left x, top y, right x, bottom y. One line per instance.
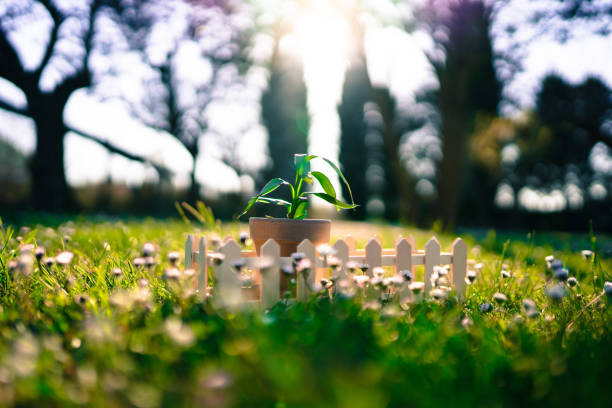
260, 30, 309, 185
338, 20, 371, 220
514, 74, 612, 184
420, 0, 501, 229
105, 0, 251, 203
0, 0, 170, 211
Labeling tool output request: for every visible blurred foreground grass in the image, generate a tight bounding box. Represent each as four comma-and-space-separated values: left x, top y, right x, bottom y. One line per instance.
0, 216, 611, 407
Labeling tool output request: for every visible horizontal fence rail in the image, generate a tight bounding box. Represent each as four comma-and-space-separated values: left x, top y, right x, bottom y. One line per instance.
185, 234, 468, 309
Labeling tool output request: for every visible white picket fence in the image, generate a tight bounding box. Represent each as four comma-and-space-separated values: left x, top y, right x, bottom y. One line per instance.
185, 234, 467, 309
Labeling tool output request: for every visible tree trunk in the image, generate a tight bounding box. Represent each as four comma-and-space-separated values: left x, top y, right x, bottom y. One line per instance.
187, 145, 200, 204
29, 94, 74, 211
435, 111, 469, 230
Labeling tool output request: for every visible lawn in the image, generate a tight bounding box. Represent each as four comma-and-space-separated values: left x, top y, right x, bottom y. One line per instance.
0, 216, 611, 407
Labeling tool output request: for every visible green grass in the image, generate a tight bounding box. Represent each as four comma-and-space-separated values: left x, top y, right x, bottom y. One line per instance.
0, 217, 611, 407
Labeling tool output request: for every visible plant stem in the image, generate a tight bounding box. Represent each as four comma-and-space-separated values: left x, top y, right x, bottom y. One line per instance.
566, 291, 605, 332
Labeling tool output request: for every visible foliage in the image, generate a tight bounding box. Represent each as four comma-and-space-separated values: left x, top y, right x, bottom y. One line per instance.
240, 154, 357, 219
0, 217, 611, 406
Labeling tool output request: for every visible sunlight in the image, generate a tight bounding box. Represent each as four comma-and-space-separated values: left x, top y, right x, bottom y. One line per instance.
284, 1, 353, 205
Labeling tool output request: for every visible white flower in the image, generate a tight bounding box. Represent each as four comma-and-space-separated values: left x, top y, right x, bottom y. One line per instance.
164, 268, 181, 280
522, 298, 539, 318
430, 288, 448, 301
493, 292, 507, 304
372, 267, 384, 278
19, 244, 34, 254
466, 270, 477, 284
383, 276, 404, 287
208, 253, 225, 267
168, 252, 180, 265
164, 318, 195, 347
55, 251, 74, 266
16, 254, 34, 277
34, 247, 45, 260
409, 282, 425, 293
352, 275, 370, 287
581, 250, 593, 260
604, 281, 612, 298
316, 244, 336, 257
142, 242, 156, 257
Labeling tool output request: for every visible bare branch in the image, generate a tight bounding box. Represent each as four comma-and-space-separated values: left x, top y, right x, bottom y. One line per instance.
55, 0, 104, 100
67, 125, 173, 180
0, 99, 30, 117
34, 0, 64, 82
0, 26, 32, 93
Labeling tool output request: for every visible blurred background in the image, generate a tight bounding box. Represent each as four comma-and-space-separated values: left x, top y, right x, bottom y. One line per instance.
0, 0, 611, 231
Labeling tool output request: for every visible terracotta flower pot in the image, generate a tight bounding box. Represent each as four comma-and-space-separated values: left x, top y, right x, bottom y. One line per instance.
249, 217, 331, 257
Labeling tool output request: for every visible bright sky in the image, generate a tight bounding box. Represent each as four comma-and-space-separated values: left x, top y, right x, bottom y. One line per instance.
0, 0, 611, 196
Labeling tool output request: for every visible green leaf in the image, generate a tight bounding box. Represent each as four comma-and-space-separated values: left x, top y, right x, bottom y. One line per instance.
256, 197, 291, 207
294, 154, 311, 181
292, 199, 308, 219
310, 171, 336, 198
302, 192, 358, 210
239, 196, 259, 218
320, 157, 354, 205
258, 178, 289, 197
239, 178, 291, 217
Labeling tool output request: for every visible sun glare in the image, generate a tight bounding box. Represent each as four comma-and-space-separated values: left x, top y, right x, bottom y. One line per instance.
280, 1, 353, 203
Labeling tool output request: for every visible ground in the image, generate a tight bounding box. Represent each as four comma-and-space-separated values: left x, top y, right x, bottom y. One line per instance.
0, 216, 611, 407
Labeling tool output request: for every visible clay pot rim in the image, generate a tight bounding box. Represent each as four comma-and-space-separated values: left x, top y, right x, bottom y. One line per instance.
249, 217, 331, 224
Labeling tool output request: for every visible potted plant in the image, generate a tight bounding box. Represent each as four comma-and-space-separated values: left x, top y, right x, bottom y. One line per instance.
240, 153, 357, 257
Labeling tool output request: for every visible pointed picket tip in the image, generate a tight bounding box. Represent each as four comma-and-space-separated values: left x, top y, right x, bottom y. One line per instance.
333, 239, 349, 253
223, 234, 234, 243
185, 234, 194, 269
373, 234, 382, 246
394, 235, 404, 247
297, 239, 314, 252
186, 234, 194, 249
395, 237, 412, 253
425, 236, 440, 250
365, 236, 382, 251
220, 238, 241, 253
261, 238, 280, 253
451, 237, 467, 251
395, 237, 412, 274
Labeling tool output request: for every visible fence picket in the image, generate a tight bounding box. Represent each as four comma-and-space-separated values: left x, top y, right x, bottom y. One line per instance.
395, 238, 412, 275
185, 234, 194, 270
452, 238, 467, 300
198, 236, 207, 293
297, 239, 315, 301
424, 237, 440, 294
261, 239, 280, 309
186, 233, 468, 306
216, 239, 243, 308
333, 239, 349, 280
365, 238, 382, 276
